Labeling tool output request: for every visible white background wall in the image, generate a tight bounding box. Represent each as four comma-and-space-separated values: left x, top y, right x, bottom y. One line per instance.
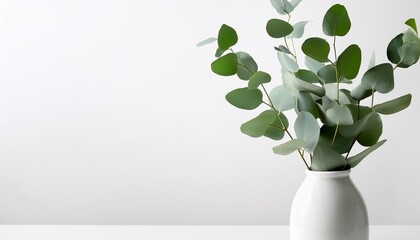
0, 0, 419, 225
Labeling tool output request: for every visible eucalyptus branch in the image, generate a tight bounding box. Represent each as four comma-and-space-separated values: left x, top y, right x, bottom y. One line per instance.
371, 89, 375, 108
291, 38, 298, 62
333, 35, 338, 62
331, 124, 339, 148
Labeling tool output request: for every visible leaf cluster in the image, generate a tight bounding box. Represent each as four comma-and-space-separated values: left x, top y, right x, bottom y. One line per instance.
197, 1, 419, 171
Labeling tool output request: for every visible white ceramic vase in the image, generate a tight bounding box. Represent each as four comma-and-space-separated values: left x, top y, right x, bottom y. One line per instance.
290, 170, 368, 240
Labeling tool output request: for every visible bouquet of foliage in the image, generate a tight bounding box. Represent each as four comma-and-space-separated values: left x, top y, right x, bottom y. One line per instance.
198, 1, 420, 171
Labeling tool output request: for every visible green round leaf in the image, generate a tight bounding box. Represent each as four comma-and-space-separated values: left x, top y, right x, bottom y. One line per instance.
326, 105, 353, 126
337, 44, 362, 79
264, 112, 289, 140
320, 125, 353, 154
357, 113, 383, 146
266, 19, 294, 38
295, 69, 320, 83
236, 52, 258, 80
361, 63, 394, 94
398, 41, 420, 66
240, 110, 278, 138
211, 53, 238, 76
322, 4, 351, 37
302, 37, 330, 62
270, 85, 295, 112
317, 64, 337, 84
296, 92, 319, 119
217, 24, 238, 51
225, 87, 263, 110
387, 34, 410, 68
248, 71, 271, 89
288, 21, 309, 39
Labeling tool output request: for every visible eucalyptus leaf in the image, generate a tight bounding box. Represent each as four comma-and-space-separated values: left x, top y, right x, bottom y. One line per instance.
248, 71, 271, 89
278, 51, 299, 73
288, 21, 309, 39
302, 37, 330, 62
290, 0, 302, 8
317, 64, 337, 84
357, 112, 383, 146
196, 37, 217, 47
283, 72, 325, 96
322, 4, 351, 37
215, 48, 225, 57
319, 125, 353, 154
340, 112, 376, 138
275, 45, 292, 54
305, 56, 325, 73
373, 94, 412, 115
240, 110, 278, 138
295, 111, 320, 153
296, 92, 320, 119
225, 88, 263, 110
361, 63, 394, 93
350, 82, 372, 100
295, 69, 319, 83
273, 139, 306, 155
270, 85, 295, 112
266, 19, 294, 38
270, 0, 294, 15
341, 89, 357, 104
218, 24, 238, 51
387, 34, 410, 68
264, 112, 289, 140
405, 18, 418, 33
323, 83, 351, 104
337, 44, 362, 79
311, 141, 347, 171
326, 105, 353, 125
236, 52, 258, 80
211, 53, 238, 76
398, 42, 420, 66
347, 140, 387, 168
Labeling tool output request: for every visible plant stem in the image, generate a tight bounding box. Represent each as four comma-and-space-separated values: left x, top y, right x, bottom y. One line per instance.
371, 89, 375, 108
331, 124, 339, 148
345, 139, 357, 159
333, 35, 338, 62
291, 38, 298, 62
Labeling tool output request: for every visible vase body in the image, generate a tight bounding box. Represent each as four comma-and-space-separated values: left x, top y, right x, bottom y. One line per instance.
290, 170, 368, 240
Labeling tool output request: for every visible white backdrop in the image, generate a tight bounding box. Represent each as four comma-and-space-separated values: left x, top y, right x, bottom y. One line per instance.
0, 0, 419, 224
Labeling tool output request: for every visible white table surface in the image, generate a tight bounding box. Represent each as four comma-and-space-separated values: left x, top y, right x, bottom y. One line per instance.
0, 225, 419, 240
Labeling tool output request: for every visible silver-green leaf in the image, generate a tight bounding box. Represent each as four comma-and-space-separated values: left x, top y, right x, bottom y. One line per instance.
295, 111, 320, 153
347, 140, 387, 168
373, 94, 412, 115
273, 139, 306, 155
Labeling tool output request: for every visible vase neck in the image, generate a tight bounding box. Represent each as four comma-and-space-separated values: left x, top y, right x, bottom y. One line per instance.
305, 169, 351, 178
